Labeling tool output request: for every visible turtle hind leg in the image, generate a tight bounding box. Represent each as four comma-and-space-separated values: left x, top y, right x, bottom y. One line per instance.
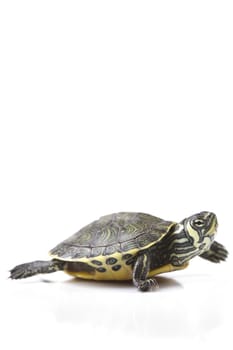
133, 253, 159, 292
9, 259, 65, 279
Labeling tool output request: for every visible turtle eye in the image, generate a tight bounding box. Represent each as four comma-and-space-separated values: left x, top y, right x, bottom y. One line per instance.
194, 219, 205, 227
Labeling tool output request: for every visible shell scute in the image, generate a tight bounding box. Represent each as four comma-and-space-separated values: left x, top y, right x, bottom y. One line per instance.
120, 240, 138, 252
49, 212, 175, 261
136, 233, 156, 248
103, 244, 120, 256
90, 246, 104, 257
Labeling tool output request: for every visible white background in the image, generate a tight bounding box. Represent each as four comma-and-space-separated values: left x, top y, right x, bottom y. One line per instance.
0, 1, 232, 349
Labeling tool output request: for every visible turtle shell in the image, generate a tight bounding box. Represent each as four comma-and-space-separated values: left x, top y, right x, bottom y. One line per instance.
49, 212, 175, 262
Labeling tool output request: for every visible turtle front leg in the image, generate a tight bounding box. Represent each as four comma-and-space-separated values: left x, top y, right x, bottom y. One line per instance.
199, 241, 228, 263
133, 253, 159, 292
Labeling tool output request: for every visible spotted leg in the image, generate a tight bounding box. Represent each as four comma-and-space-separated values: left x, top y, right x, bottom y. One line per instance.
199, 241, 228, 263
133, 253, 159, 292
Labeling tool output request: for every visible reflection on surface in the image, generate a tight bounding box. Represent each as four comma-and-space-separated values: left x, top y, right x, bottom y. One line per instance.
44, 275, 223, 338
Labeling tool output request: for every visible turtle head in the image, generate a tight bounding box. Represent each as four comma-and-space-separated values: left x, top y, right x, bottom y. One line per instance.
182, 211, 218, 253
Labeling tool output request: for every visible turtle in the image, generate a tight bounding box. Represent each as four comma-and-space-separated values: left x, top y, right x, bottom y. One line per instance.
10, 211, 228, 291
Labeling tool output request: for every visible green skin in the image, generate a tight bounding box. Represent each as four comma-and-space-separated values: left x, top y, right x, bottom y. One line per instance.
132, 240, 227, 291
9, 211, 228, 292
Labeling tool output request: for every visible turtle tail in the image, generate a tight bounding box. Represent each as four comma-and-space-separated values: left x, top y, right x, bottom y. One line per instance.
9, 259, 65, 279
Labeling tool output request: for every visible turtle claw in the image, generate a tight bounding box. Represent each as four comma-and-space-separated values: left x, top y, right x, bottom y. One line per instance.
200, 241, 229, 263
10, 264, 28, 279
9, 262, 37, 279
138, 278, 159, 292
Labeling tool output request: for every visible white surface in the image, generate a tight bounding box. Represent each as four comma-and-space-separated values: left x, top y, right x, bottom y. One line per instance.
1, 261, 233, 350
0, 1, 233, 350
